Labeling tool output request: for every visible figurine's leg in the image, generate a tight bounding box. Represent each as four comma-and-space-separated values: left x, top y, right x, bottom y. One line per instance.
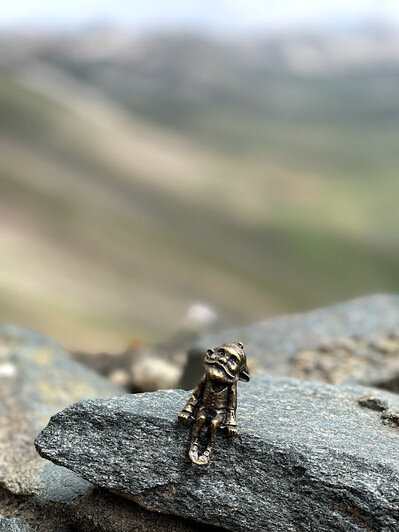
209, 414, 224, 445
191, 411, 206, 440
195, 413, 223, 466
189, 411, 206, 463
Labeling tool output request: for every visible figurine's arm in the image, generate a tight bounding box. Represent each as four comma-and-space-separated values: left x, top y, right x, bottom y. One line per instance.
224, 383, 238, 437
178, 375, 206, 425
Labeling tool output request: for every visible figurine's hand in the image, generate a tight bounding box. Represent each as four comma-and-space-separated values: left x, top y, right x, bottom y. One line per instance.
178, 411, 192, 425
226, 426, 238, 437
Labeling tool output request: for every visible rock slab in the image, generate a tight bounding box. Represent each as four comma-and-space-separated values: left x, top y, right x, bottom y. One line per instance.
182, 294, 399, 391
36, 376, 399, 532
0, 323, 120, 499
0, 324, 209, 531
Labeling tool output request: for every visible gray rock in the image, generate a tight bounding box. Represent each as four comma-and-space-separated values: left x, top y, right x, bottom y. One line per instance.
0, 514, 31, 532
0, 323, 120, 499
182, 295, 399, 392
70, 487, 222, 532
0, 483, 216, 532
36, 375, 399, 532
0, 325, 209, 531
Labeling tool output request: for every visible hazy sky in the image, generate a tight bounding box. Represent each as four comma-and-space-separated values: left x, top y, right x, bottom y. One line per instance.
1, 0, 399, 30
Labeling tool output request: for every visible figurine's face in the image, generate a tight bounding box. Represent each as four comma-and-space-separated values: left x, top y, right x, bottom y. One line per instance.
204, 342, 249, 383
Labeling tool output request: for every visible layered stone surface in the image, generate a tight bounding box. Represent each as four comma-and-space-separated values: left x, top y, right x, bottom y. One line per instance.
36, 375, 399, 531
0, 324, 211, 531
0, 323, 121, 500
182, 295, 399, 391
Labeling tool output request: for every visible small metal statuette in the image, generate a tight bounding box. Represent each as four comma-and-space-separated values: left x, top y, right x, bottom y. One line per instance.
178, 341, 250, 466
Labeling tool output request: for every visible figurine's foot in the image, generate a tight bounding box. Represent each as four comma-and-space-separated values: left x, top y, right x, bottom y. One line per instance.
188, 439, 199, 463
193, 446, 213, 466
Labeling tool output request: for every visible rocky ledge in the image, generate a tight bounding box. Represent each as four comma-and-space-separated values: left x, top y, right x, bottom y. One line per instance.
0, 324, 208, 531
36, 375, 399, 532
182, 294, 399, 391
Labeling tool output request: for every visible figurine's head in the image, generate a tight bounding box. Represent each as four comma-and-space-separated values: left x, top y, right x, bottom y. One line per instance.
204, 341, 250, 383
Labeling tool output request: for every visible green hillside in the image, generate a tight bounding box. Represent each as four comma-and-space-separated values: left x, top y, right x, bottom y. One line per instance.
1, 36, 398, 351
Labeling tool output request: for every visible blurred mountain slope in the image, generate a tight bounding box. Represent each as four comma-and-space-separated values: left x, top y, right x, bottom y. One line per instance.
1, 29, 399, 351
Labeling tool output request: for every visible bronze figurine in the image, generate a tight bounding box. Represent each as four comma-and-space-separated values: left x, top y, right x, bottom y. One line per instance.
178, 341, 250, 466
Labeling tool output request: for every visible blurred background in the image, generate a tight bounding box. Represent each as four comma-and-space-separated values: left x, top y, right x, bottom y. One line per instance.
1, 1, 398, 353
